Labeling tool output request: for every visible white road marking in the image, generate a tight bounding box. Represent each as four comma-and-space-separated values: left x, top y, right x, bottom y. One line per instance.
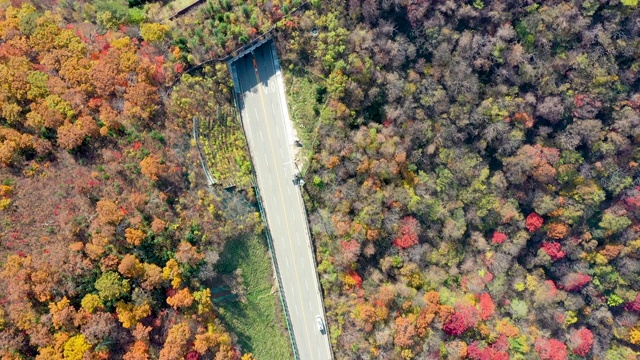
236, 53, 330, 359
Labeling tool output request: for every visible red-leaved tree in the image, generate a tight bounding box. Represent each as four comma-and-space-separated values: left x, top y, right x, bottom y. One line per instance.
443, 302, 479, 336
562, 273, 592, 292
526, 212, 544, 232
478, 293, 495, 320
491, 231, 507, 244
186, 351, 200, 360
568, 327, 593, 356
393, 216, 420, 249
544, 280, 558, 298
625, 293, 640, 312
467, 339, 509, 360
535, 338, 568, 360
346, 270, 363, 289
339, 239, 361, 265
541, 241, 566, 260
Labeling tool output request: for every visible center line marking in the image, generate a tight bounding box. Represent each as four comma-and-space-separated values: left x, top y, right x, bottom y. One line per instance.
251, 53, 315, 350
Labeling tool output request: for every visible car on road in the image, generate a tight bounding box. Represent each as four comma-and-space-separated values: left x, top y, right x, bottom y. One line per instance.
316, 315, 325, 334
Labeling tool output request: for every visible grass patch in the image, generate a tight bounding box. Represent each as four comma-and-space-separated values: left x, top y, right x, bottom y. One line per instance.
284, 75, 325, 175
215, 233, 293, 360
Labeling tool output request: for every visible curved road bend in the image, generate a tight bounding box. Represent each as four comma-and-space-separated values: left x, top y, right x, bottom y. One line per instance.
232, 42, 332, 360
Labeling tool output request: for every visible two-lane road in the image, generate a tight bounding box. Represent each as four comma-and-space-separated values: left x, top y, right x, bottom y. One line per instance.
232, 41, 332, 360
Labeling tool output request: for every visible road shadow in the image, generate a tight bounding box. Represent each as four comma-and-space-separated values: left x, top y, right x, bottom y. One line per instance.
231, 40, 278, 113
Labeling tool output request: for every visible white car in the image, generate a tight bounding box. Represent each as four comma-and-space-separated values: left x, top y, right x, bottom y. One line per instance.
316, 315, 325, 333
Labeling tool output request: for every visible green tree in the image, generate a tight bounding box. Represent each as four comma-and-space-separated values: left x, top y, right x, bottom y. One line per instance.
599, 212, 631, 235
95, 271, 131, 302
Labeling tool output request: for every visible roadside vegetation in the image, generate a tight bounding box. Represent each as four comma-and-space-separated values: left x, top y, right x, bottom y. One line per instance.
169, 65, 253, 189
285, 75, 325, 175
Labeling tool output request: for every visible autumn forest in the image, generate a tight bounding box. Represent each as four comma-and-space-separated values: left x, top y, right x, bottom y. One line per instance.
1, 0, 640, 359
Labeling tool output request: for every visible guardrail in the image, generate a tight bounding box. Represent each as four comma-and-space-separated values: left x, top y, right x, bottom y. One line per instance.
228, 39, 338, 360
271, 45, 335, 359
229, 89, 301, 360
253, 184, 300, 360
192, 117, 218, 186
196, 105, 299, 358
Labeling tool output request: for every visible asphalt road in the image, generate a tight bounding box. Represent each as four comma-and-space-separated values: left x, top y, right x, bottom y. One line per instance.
232, 41, 332, 360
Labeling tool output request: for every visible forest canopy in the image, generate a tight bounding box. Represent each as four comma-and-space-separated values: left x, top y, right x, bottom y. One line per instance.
0, 1, 268, 359
1, 0, 640, 359
274, 0, 640, 359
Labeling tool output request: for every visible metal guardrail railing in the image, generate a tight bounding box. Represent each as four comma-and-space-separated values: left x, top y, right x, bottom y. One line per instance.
194, 114, 298, 358
192, 117, 218, 186
253, 184, 300, 360
229, 89, 300, 360
226, 38, 339, 360
195, 107, 299, 358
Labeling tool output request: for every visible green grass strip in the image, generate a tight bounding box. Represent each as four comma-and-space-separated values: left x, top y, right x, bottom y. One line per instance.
216, 233, 294, 359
